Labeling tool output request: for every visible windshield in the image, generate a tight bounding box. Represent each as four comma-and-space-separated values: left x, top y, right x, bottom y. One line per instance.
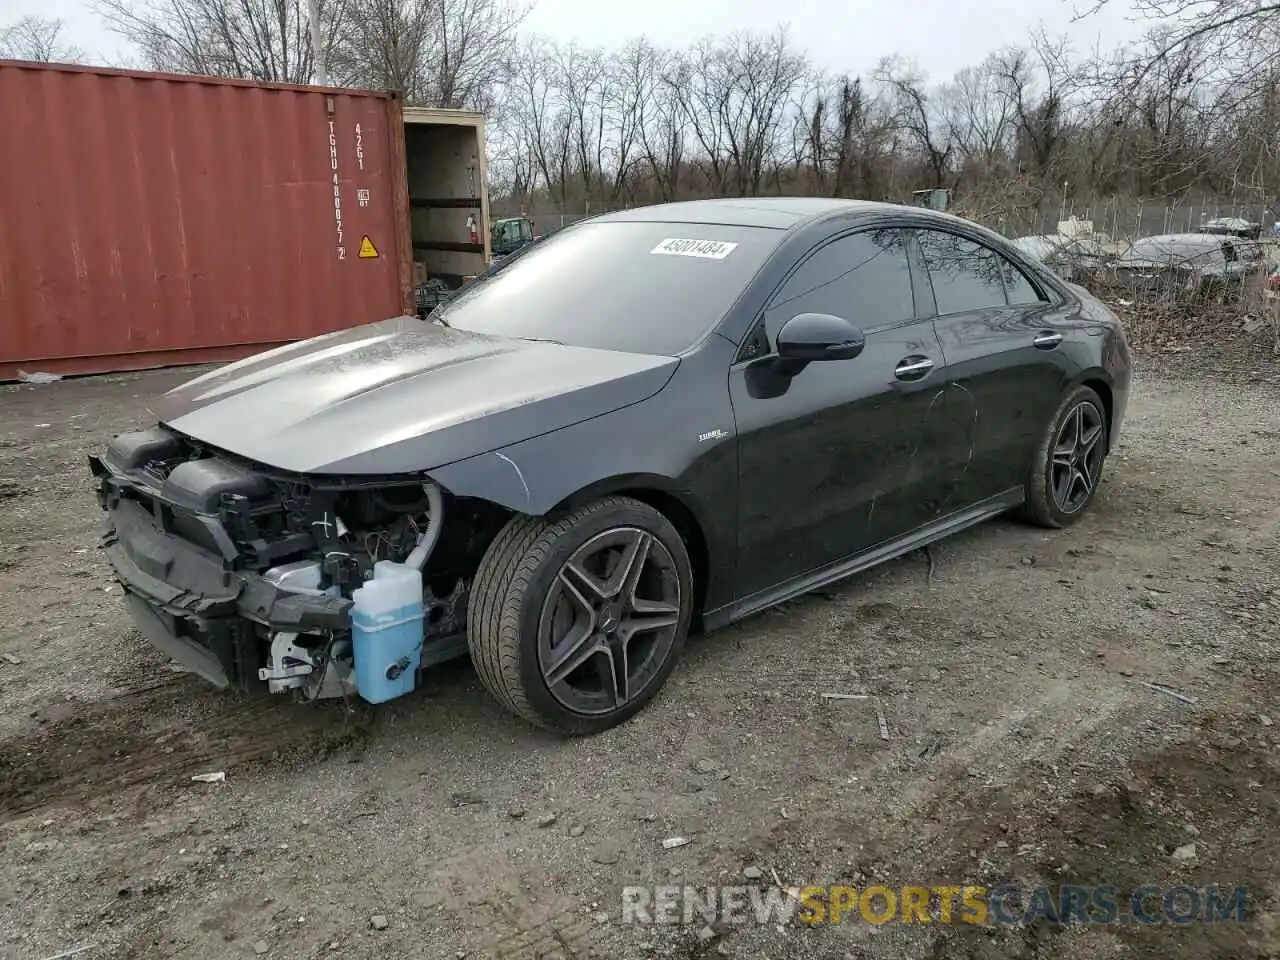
433, 220, 785, 355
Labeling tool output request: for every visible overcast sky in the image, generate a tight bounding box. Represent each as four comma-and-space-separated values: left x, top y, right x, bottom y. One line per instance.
2, 0, 1149, 79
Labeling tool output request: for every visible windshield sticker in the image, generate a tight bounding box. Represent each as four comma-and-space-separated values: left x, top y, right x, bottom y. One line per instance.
651, 238, 739, 260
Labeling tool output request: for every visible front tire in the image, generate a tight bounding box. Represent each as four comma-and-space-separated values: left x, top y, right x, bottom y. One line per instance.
468, 496, 694, 735
1022, 385, 1109, 528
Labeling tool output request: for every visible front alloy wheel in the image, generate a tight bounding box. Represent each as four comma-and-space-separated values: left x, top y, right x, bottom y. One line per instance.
469, 496, 694, 735
538, 528, 682, 716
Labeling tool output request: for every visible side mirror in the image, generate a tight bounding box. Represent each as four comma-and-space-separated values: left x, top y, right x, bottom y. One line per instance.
776, 313, 866, 363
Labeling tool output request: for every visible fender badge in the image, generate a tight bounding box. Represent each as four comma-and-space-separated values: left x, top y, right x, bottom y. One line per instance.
698, 429, 729, 442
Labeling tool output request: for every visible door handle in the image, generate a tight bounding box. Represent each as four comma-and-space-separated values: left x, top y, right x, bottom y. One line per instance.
894, 356, 934, 381
1033, 331, 1064, 349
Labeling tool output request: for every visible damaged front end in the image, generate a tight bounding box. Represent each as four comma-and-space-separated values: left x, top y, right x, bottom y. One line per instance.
89, 427, 506, 702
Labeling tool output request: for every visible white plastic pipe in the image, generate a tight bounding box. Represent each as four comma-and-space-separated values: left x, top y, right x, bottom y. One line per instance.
404, 481, 444, 571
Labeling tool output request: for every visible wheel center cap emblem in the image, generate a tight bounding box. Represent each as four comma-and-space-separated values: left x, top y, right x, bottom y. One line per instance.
601, 615, 619, 634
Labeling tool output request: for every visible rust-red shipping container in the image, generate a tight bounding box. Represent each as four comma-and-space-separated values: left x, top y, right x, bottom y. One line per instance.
0, 61, 491, 380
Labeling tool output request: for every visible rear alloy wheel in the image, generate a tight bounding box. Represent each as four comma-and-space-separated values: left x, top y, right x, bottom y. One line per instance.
1022, 385, 1108, 528
468, 496, 693, 735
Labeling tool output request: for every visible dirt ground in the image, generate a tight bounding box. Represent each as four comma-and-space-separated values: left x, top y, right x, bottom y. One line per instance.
1, 349, 1278, 960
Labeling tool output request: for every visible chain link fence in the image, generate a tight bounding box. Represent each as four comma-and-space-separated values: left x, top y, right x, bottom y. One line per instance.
953, 193, 1277, 245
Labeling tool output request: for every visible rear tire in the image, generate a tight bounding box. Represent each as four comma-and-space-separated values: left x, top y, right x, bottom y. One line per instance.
468, 496, 693, 736
1022, 385, 1109, 529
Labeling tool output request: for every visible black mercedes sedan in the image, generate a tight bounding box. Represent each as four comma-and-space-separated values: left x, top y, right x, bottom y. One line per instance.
90, 198, 1131, 735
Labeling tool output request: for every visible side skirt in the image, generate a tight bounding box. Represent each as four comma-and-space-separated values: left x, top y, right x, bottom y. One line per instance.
701, 487, 1025, 632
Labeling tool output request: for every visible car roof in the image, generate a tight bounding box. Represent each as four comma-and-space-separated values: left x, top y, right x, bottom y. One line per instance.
594, 197, 918, 231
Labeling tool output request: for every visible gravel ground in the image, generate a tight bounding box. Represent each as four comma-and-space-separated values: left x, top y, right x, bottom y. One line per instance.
1, 356, 1278, 960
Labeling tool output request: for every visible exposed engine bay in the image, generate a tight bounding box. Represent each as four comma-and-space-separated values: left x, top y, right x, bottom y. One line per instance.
89, 426, 509, 704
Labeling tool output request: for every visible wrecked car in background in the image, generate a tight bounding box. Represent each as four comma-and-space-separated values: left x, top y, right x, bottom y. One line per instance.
1197, 217, 1263, 240
1110, 232, 1267, 296
1012, 234, 1112, 283
91, 198, 1131, 736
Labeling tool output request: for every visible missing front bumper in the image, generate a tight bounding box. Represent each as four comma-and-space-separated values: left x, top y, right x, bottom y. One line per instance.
90, 438, 468, 699
98, 476, 352, 690
124, 593, 236, 688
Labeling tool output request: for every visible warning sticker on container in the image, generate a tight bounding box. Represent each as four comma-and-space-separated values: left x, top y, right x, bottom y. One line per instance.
358, 236, 379, 259
650, 238, 738, 260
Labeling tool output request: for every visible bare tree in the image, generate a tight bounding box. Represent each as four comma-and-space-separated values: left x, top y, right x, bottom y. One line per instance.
99, 0, 521, 105
503, 37, 573, 204
554, 42, 609, 204
668, 29, 806, 196
876, 56, 954, 188
96, 0, 346, 82
668, 40, 730, 193
794, 72, 896, 197
990, 32, 1076, 181
417, 0, 528, 108
1083, 0, 1280, 87
940, 56, 1016, 177
604, 39, 651, 202
631, 40, 685, 201
327, 0, 433, 96
0, 16, 85, 62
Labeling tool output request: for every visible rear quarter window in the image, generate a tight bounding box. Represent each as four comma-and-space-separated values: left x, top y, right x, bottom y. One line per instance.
1000, 258, 1048, 305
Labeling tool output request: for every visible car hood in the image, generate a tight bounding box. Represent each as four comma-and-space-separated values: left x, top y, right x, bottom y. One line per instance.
155, 316, 679, 475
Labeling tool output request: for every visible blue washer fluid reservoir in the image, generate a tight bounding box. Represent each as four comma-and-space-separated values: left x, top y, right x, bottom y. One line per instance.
350, 560, 424, 703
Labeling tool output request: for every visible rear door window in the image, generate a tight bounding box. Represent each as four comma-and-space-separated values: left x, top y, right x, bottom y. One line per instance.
917, 229, 1049, 312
